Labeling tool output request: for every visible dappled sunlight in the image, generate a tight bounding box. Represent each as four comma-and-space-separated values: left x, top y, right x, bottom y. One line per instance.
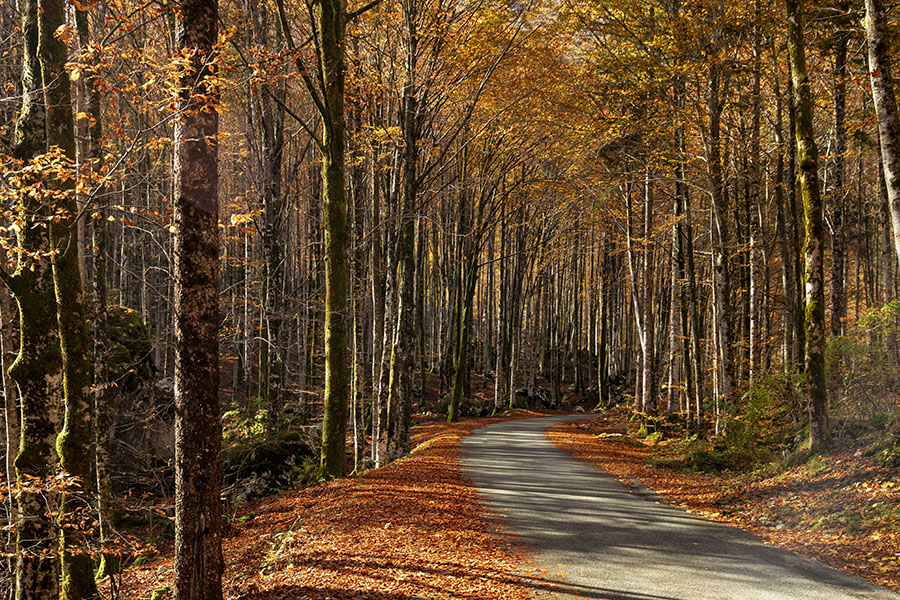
112, 413, 553, 599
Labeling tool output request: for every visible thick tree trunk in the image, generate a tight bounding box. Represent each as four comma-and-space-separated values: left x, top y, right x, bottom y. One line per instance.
172, 0, 224, 597
6, 1, 62, 598
787, 0, 829, 449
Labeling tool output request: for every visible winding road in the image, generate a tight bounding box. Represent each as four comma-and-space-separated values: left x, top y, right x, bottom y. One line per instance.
460, 414, 900, 600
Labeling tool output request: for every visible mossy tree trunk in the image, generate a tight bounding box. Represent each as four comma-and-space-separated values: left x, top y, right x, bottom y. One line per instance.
172, 0, 224, 598
786, 0, 829, 449
3, 0, 62, 597
38, 0, 100, 594
317, 0, 350, 479
275, 0, 351, 480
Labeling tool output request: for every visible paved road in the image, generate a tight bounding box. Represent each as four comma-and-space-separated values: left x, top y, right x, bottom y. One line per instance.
460, 414, 900, 600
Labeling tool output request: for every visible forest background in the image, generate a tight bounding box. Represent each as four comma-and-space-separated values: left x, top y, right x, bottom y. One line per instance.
2, 0, 900, 597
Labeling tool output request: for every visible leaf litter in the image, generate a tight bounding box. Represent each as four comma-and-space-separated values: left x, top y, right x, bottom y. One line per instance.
110, 412, 558, 599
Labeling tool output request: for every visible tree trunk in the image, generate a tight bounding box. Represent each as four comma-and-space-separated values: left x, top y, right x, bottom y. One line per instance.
748, 0, 763, 385
6, 1, 62, 597
830, 6, 849, 337
316, 0, 351, 480
172, 0, 224, 596
865, 0, 900, 270
787, 0, 829, 449
38, 0, 98, 594
0, 287, 16, 581
74, 5, 119, 580
774, 59, 797, 372
708, 61, 734, 410
386, 0, 419, 459
641, 171, 654, 415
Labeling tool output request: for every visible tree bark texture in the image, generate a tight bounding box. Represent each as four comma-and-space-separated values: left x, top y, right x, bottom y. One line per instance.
317, 0, 351, 479
172, 0, 224, 597
787, 0, 829, 449
38, 0, 99, 594
7, 1, 61, 597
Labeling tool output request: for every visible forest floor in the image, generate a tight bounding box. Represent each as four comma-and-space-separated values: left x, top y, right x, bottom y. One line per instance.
546, 411, 900, 593
112, 410, 556, 600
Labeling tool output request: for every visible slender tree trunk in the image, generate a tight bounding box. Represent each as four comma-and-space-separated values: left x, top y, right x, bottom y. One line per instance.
596, 235, 610, 409
865, 0, 900, 270
0, 288, 16, 582
386, 0, 419, 459
74, 5, 118, 579
38, 0, 98, 593
641, 170, 654, 415
748, 0, 763, 385
448, 250, 478, 423
707, 61, 733, 410
830, 7, 849, 337
774, 61, 796, 372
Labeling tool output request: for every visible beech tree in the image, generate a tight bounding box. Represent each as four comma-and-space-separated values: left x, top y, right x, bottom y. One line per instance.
866, 0, 900, 268
786, 0, 829, 448
2, 0, 63, 596
172, 0, 225, 597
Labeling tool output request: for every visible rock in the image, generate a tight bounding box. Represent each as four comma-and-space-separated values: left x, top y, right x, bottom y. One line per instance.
154, 377, 175, 396
223, 432, 317, 503
574, 406, 585, 413
101, 307, 177, 495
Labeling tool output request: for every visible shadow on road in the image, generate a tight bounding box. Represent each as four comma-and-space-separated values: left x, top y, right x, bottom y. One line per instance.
462, 416, 900, 600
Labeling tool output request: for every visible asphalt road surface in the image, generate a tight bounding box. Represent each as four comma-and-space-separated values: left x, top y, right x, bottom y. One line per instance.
460, 414, 900, 600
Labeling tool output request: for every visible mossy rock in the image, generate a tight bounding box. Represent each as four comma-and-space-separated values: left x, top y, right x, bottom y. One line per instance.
149, 587, 170, 600
224, 433, 316, 502
105, 305, 154, 390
